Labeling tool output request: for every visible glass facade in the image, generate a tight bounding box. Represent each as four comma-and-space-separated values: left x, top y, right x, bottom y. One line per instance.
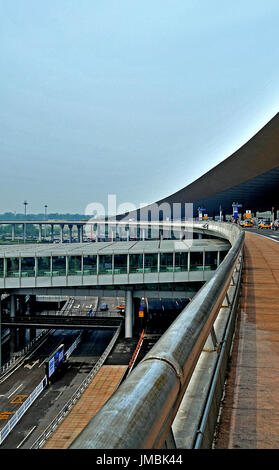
160, 253, 174, 272
114, 254, 127, 274
175, 252, 188, 271
68, 256, 82, 275
52, 256, 66, 276
0, 249, 225, 279
7, 257, 19, 277
205, 251, 218, 270
83, 255, 97, 275
130, 254, 143, 273
21, 257, 35, 277
99, 255, 113, 274
144, 253, 158, 272
38, 256, 51, 276
0, 258, 4, 277
190, 252, 204, 271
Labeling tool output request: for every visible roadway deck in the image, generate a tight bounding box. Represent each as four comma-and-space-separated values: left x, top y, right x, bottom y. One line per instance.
215, 231, 279, 449
42, 365, 127, 449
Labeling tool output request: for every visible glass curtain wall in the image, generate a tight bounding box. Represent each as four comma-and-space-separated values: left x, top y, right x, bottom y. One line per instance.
175, 252, 188, 271
83, 255, 97, 275
114, 254, 127, 274
144, 253, 158, 272
99, 255, 113, 274
52, 256, 66, 276
21, 257, 35, 277
205, 251, 218, 270
160, 253, 174, 272
190, 252, 204, 270
130, 254, 143, 273
7, 258, 19, 277
68, 256, 82, 275
38, 257, 51, 276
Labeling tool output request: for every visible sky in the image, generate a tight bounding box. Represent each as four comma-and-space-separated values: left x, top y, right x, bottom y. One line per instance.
1, 0, 279, 215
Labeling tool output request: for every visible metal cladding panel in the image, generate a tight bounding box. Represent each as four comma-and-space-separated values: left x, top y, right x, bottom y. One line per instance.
20, 278, 36, 288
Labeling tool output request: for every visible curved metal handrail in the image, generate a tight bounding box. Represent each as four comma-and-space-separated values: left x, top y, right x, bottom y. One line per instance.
70, 221, 244, 449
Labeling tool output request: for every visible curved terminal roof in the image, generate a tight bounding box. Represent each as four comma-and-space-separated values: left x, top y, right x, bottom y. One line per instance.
119, 112, 279, 218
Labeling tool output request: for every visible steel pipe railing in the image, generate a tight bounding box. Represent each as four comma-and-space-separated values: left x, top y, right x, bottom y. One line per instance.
70, 221, 244, 449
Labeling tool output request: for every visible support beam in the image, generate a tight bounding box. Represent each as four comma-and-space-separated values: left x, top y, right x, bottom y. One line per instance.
60, 224, 64, 243
125, 290, 133, 338
69, 224, 73, 243
11, 224, 15, 241
38, 224, 42, 242
10, 294, 16, 318
51, 224, 54, 242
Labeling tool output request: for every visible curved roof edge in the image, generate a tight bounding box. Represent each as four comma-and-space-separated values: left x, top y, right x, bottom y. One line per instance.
116, 111, 279, 219
159, 111, 279, 205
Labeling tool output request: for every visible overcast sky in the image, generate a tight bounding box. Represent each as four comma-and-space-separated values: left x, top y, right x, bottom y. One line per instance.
1, 0, 279, 215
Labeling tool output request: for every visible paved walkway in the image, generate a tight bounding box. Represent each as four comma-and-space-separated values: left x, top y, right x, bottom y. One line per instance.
43, 365, 127, 449
215, 231, 279, 448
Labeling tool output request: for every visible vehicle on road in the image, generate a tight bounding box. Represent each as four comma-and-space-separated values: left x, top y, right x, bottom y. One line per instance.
240, 219, 254, 227
271, 219, 279, 230
258, 220, 271, 229
100, 303, 108, 311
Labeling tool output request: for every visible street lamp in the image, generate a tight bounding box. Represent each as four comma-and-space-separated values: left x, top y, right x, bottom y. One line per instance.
44, 204, 48, 239
23, 200, 28, 243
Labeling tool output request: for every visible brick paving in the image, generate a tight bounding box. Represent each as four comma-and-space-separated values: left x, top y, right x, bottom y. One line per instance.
215, 231, 279, 448
43, 365, 127, 449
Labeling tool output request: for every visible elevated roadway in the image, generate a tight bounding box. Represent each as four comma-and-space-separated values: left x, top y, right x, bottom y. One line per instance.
1, 314, 123, 330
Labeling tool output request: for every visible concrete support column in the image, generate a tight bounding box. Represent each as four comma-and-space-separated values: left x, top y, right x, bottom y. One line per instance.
11, 224, 15, 241
18, 295, 26, 315
23, 223, 26, 244
60, 224, 64, 243
28, 295, 36, 316
10, 294, 16, 318
69, 224, 73, 243
28, 294, 36, 341
77, 225, 81, 243
38, 224, 42, 242
51, 224, 54, 242
125, 290, 133, 338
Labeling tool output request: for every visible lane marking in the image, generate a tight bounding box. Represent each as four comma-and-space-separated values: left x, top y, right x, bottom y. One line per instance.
0, 412, 13, 419
24, 359, 39, 369
17, 425, 37, 448
252, 232, 279, 244
10, 394, 29, 404
7, 383, 23, 399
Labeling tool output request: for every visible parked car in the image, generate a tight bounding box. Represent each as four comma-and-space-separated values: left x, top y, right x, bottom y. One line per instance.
258, 220, 271, 229
241, 219, 254, 227
271, 219, 279, 230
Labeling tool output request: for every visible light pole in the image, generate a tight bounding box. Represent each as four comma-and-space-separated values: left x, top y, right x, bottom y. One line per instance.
23, 200, 28, 243
44, 204, 48, 239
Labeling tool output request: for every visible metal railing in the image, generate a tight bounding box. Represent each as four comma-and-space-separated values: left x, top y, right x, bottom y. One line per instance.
69, 221, 244, 449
